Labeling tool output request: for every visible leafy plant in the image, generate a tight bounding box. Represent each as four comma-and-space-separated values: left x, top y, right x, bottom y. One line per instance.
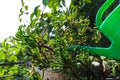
0, 0, 120, 80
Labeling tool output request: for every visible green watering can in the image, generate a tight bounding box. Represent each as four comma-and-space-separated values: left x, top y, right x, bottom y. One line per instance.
69, 0, 120, 60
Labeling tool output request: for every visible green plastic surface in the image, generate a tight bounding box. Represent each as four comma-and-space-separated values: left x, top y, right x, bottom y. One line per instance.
69, 0, 120, 60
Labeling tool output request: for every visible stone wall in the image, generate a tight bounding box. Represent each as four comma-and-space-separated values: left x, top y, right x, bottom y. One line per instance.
35, 68, 68, 80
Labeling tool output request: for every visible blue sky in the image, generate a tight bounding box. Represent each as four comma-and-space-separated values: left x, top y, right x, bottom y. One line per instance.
0, 0, 70, 42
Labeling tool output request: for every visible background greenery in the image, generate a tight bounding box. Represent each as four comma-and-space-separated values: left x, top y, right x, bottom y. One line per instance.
0, 0, 120, 80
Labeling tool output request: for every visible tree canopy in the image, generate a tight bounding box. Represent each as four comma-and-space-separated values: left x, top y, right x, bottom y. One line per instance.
0, 0, 120, 80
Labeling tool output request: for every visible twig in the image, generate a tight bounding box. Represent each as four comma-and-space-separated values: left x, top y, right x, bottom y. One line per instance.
38, 44, 50, 64
38, 43, 55, 54
0, 74, 14, 78
38, 43, 55, 64
0, 74, 22, 78
0, 61, 28, 66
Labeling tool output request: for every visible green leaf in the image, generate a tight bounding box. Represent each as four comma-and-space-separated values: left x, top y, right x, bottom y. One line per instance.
30, 13, 34, 21
112, 66, 116, 76
34, 6, 41, 18
25, 5, 28, 10
9, 55, 18, 62
9, 65, 18, 74
43, 12, 52, 18
0, 52, 6, 60
62, 0, 65, 6
19, 8, 23, 17
2, 39, 7, 47
34, 6, 39, 15
48, 0, 59, 9
19, 18, 22, 22
42, 0, 49, 6
22, 1, 24, 7
48, 39, 55, 45
43, 32, 48, 40
30, 19, 37, 27
85, 0, 91, 3
36, 9, 41, 18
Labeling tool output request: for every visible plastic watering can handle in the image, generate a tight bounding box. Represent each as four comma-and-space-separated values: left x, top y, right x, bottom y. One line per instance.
96, 0, 115, 27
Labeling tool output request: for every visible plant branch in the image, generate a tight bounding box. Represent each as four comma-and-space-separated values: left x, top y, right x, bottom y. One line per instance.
38, 43, 55, 54
0, 74, 22, 78
0, 74, 14, 78
0, 61, 29, 66
38, 43, 50, 64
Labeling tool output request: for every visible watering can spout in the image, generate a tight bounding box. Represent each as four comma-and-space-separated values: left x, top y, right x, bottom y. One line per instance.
69, 46, 109, 56
69, 45, 120, 60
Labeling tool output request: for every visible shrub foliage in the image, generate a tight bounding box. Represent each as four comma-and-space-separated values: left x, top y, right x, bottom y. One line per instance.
0, 0, 120, 80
